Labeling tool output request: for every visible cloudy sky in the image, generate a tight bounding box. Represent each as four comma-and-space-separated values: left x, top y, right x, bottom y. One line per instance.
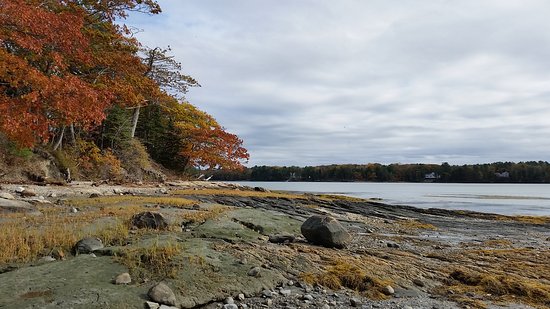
127, 0, 550, 167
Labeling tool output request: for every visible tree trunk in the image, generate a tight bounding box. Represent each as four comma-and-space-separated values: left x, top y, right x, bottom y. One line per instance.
53, 126, 65, 151
69, 123, 76, 145
130, 106, 140, 138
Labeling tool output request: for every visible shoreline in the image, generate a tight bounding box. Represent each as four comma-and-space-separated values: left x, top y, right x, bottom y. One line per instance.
1, 181, 549, 308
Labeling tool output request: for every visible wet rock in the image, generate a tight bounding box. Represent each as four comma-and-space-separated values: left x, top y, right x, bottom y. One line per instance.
247, 266, 262, 277
268, 234, 295, 244
73, 237, 104, 254
300, 215, 351, 248
113, 272, 131, 285
131, 211, 169, 230
148, 282, 177, 306
382, 285, 395, 295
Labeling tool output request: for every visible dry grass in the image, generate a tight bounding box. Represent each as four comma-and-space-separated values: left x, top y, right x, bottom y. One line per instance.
116, 239, 183, 280
300, 259, 392, 299
498, 215, 550, 225
178, 205, 231, 224
68, 195, 195, 208
316, 194, 366, 202
170, 188, 303, 199
397, 219, 438, 230
447, 268, 550, 308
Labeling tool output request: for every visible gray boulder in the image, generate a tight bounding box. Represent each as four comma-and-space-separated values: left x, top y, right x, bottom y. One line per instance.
0, 192, 15, 200
300, 215, 351, 248
0, 198, 40, 214
131, 211, 169, 230
74, 237, 104, 254
148, 282, 177, 306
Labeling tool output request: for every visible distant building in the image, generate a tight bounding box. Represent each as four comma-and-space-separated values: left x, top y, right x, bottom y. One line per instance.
495, 171, 510, 178
424, 172, 440, 181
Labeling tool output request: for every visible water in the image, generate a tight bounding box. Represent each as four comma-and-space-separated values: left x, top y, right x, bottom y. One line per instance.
233, 182, 550, 216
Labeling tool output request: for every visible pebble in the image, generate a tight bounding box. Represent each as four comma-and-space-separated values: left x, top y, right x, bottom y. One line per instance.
320, 304, 330, 309
404, 306, 413, 309
382, 285, 395, 295
262, 289, 273, 298
225, 297, 234, 304
287, 280, 294, 286
223, 305, 238, 309
39, 256, 56, 262
145, 301, 160, 309
265, 299, 272, 306
247, 267, 261, 277
350, 297, 361, 307
303, 294, 314, 301
279, 289, 291, 297
114, 272, 131, 285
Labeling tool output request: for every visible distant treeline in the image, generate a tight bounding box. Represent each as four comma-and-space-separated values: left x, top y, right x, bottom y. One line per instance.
212, 161, 550, 183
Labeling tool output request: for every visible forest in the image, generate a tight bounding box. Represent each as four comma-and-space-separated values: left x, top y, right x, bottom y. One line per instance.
212, 161, 550, 183
0, 0, 248, 181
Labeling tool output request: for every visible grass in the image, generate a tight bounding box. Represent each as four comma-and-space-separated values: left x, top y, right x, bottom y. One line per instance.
300, 259, 392, 299
68, 195, 196, 208
170, 188, 304, 199
116, 239, 183, 280
397, 219, 438, 230
447, 268, 550, 308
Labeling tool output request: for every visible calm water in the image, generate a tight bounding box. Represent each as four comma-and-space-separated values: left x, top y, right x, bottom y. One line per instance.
234, 182, 550, 216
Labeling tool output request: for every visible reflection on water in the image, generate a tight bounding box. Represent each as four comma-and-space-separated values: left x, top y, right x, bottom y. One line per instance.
232, 182, 550, 216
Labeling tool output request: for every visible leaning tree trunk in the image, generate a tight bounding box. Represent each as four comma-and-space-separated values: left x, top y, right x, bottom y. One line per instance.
130, 106, 140, 138
69, 123, 76, 145
53, 126, 66, 151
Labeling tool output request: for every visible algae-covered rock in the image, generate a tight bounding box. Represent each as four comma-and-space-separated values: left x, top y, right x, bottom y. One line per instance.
131, 211, 169, 230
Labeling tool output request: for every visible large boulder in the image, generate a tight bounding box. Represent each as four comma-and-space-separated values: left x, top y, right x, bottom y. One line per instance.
300, 215, 351, 248
131, 211, 169, 230
0, 198, 41, 214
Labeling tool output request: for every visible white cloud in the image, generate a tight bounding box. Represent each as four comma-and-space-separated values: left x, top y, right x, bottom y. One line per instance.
127, 0, 550, 166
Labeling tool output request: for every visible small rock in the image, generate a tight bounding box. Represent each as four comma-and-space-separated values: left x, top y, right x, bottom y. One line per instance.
350, 297, 361, 307
89, 192, 102, 198
321, 304, 330, 309
268, 234, 295, 244
223, 305, 238, 309
131, 211, 169, 230
382, 285, 395, 295
279, 289, 291, 297
237, 294, 245, 301
247, 266, 261, 277
241, 305, 248, 309
159, 306, 178, 309
404, 306, 413, 309
48, 192, 57, 198
114, 272, 131, 285
300, 215, 351, 248
73, 237, 104, 254
145, 301, 160, 309
254, 186, 269, 192
20, 189, 36, 197
287, 280, 294, 286
148, 282, 177, 306
225, 297, 234, 304
413, 278, 425, 287
265, 299, 273, 306
113, 188, 122, 194
39, 256, 56, 262
387, 242, 400, 248
262, 289, 273, 298
303, 294, 314, 301
15, 187, 25, 193
0, 192, 15, 200
70, 207, 78, 213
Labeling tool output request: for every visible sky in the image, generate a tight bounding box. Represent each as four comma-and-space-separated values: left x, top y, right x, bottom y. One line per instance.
126, 0, 550, 167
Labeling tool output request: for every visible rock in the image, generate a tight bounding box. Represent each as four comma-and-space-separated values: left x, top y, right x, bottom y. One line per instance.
254, 186, 269, 192
113, 188, 123, 194
0, 192, 15, 200
47, 192, 57, 198
0, 198, 40, 214
321, 304, 330, 309
287, 280, 294, 286
145, 301, 160, 309
225, 297, 234, 304
39, 256, 56, 262
73, 237, 104, 254
268, 234, 295, 244
262, 289, 273, 298
265, 299, 273, 306
387, 242, 400, 248
113, 272, 131, 285
70, 207, 78, 213
303, 294, 314, 301
148, 282, 177, 306
89, 192, 102, 198
247, 266, 261, 277
15, 187, 25, 193
300, 215, 351, 248
404, 306, 413, 309
223, 305, 238, 309
159, 306, 178, 309
382, 285, 395, 295
413, 278, 425, 287
350, 297, 361, 307
131, 211, 169, 230
237, 293, 245, 301
279, 289, 291, 297
20, 189, 36, 197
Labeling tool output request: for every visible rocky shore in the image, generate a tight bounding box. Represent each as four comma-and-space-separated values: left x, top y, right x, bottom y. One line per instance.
0, 181, 548, 309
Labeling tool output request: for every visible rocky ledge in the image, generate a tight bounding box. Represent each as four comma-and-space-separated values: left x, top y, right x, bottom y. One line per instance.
0, 182, 548, 309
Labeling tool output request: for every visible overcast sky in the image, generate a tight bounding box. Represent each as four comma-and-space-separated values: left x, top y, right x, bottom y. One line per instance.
127, 0, 550, 167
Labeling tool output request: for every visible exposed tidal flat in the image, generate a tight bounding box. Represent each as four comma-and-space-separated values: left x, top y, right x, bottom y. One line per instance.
0, 181, 548, 308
